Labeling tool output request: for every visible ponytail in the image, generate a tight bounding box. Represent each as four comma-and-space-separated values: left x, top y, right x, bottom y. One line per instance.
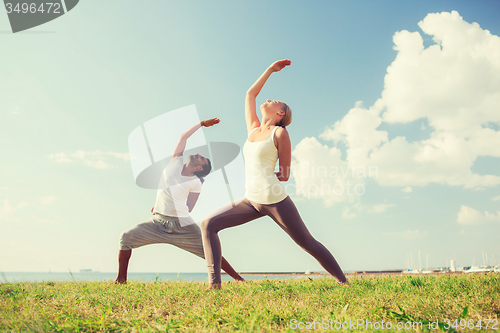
278, 103, 293, 127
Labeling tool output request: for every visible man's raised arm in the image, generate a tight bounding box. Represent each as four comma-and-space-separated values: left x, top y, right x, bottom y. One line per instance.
172, 118, 220, 158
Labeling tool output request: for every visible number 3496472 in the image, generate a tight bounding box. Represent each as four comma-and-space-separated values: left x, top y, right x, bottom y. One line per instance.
443, 319, 498, 330
5, 3, 62, 14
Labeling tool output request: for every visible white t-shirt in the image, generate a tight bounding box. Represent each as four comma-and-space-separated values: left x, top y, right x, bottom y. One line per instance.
153, 156, 202, 227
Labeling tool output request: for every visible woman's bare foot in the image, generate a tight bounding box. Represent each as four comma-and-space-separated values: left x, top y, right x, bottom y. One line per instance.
340, 280, 351, 287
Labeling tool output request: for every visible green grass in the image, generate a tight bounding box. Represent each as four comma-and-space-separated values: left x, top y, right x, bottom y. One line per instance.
1, 274, 499, 332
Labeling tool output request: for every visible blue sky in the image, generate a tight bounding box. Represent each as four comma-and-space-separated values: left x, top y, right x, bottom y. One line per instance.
1, 0, 499, 274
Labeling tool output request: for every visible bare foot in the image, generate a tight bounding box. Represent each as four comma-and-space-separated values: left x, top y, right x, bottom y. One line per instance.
206, 283, 221, 290
114, 278, 127, 284
235, 278, 245, 283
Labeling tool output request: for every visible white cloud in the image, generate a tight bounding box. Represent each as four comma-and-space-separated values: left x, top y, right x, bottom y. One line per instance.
342, 206, 356, 219
384, 230, 428, 240
0, 199, 59, 228
70, 150, 129, 161
383, 11, 500, 131
370, 203, 395, 213
31, 213, 54, 225
39, 196, 56, 206
49, 150, 129, 169
84, 160, 112, 170
493, 196, 500, 201
50, 152, 72, 163
457, 205, 500, 225
0, 200, 15, 221
292, 11, 500, 204
0, 199, 29, 222
17, 201, 29, 209
402, 186, 413, 193
291, 137, 368, 206
0, 187, 8, 190
340, 202, 394, 218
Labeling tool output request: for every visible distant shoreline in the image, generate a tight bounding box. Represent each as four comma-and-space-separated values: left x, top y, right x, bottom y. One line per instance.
225, 270, 474, 276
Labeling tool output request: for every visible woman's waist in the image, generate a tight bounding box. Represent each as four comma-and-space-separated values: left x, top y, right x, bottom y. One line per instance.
245, 182, 288, 201
245, 174, 282, 185
245, 177, 284, 190
245, 165, 279, 179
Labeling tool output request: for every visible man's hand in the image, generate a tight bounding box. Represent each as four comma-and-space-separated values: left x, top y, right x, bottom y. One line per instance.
151, 206, 155, 214
201, 118, 220, 127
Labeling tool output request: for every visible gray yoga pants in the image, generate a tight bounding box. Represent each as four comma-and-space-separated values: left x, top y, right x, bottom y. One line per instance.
201, 196, 346, 284
119, 215, 205, 259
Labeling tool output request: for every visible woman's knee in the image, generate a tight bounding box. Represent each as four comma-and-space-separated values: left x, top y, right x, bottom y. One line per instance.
201, 217, 219, 234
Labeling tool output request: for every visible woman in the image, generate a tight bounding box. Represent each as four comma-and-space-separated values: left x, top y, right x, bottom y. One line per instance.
201, 59, 348, 289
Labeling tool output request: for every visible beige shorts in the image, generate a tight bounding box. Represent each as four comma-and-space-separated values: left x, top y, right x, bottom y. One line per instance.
119, 215, 205, 258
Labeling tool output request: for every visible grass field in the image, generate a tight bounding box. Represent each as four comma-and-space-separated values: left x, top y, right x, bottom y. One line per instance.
1, 274, 499, 332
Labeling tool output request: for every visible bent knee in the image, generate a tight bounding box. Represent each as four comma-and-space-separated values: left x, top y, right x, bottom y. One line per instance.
201, 217, 219, 234
119, 231, 132, 249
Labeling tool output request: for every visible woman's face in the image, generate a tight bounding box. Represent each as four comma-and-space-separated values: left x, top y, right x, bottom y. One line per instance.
260, 99, 286, 116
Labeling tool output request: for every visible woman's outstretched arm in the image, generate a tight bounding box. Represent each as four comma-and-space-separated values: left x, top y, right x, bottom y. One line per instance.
245, 59, 292, 134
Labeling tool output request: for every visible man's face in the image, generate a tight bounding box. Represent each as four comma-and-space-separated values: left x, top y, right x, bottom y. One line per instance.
190, 154, 208, 168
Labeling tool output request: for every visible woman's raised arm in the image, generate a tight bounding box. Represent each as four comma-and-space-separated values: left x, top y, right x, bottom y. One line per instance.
245, 59, 291, 134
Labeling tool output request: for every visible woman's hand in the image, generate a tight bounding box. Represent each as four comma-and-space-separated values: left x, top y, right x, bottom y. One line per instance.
201, 118, 221, 127
269, 59, 292, 72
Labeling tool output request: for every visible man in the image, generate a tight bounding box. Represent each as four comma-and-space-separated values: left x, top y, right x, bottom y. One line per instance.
115, 117, 244, 283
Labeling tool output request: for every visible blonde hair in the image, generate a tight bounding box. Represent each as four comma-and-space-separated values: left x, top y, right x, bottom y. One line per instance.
277, 103, 292, 128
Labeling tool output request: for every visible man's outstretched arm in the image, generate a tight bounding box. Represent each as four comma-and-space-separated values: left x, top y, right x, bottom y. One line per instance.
172, 118, 220, 158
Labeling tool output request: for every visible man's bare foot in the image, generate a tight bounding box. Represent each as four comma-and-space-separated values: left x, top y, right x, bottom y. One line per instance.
235, 278, 245, 283
206, 283, 221, 290
114, 278, 127, 284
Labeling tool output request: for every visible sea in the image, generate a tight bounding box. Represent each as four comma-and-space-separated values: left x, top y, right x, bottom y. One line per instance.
0, 272, 327, 283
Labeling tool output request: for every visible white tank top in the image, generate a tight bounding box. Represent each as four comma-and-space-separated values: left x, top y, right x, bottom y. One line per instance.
243, 126, 288, 204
